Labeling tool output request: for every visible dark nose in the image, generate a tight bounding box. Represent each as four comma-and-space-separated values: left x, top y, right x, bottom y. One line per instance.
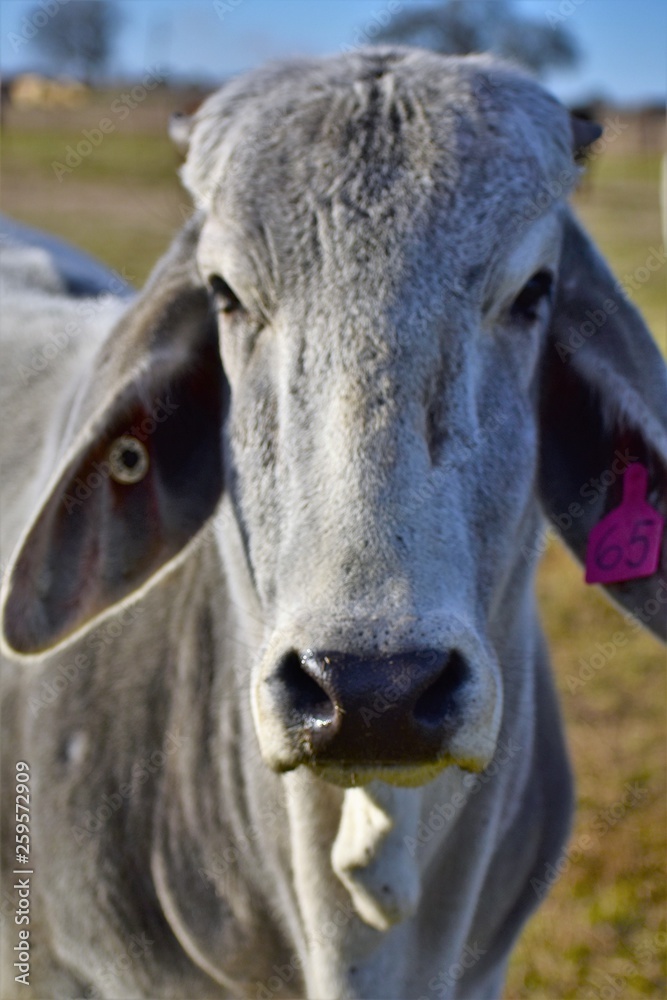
268, 648, 470, 766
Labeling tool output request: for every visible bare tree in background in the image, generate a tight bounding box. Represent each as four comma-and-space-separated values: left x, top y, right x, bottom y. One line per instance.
374, 0, 578, 77
29, 0, 122, 84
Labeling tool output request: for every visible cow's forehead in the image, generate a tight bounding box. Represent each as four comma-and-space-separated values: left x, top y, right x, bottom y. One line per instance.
185, 48, 574, 304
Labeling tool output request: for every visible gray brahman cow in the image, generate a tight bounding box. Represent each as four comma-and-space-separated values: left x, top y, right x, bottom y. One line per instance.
1, 48, 666, 1000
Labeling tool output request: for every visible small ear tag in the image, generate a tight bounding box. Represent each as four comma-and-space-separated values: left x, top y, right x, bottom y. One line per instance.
585, 463, 665, 585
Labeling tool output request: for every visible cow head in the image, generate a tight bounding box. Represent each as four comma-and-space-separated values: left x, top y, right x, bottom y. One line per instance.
2, 50, 666, 791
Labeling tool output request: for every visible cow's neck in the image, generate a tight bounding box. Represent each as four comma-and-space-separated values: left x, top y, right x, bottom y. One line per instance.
151, 526, 543, 996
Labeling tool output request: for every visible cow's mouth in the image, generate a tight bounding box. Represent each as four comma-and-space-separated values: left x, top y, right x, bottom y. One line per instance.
309, 757, 481, 788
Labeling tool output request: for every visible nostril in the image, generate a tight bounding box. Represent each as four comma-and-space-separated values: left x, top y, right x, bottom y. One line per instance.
274, 650, 336, 727
413, 651, 469, 727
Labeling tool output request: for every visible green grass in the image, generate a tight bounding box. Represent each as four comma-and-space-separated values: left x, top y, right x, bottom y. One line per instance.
507, 541, 666, 998
2, 128, 180, 184
1, 97, 665, 999
1, 99, 188, 284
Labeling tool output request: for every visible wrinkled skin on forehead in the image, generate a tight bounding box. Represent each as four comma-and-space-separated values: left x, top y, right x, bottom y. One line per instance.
185, 51, 573, 764
3, 45, 665, 1000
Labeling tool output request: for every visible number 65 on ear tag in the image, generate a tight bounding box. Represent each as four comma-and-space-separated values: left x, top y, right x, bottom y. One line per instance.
585, 463, 665, 585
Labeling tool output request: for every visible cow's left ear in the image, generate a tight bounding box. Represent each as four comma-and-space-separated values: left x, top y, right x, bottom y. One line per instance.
1, 219, 227, 657
538, 210, 667, 640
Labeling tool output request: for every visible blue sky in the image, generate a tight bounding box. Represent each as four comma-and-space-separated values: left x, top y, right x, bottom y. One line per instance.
1, 0, 665, 105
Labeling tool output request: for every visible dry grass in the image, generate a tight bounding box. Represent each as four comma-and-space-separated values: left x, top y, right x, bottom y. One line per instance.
1, 94, 188, 285
1, 92, 665, 999
508, 543, 666, 998
505, 153, 666, 1000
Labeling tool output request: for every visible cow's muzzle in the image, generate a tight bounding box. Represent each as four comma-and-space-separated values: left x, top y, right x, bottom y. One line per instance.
255, 642, 501, 784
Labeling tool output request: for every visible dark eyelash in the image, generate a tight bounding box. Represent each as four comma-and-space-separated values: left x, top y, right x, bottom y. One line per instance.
510, 271, 554, 323
207, 274, 243, 314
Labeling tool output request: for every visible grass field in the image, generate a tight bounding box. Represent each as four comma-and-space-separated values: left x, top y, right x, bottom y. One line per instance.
1, 92, 665, 999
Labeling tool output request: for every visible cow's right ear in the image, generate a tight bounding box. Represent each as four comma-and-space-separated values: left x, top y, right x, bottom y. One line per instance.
538, 211, 667, 640
1, 219, 227, 658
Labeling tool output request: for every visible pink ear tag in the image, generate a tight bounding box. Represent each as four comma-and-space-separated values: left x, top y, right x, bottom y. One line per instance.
585, 463, 664, 585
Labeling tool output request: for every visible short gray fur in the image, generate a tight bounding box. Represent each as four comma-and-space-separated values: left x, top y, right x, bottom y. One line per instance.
1, 47, 665, 999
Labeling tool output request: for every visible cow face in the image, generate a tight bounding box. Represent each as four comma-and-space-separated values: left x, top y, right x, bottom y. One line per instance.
184, 51, 665, 784
190, 72, 564, 783
2, 50, 666, 789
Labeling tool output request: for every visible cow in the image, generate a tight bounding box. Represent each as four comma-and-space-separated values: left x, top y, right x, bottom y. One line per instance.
1, 47, 665, 999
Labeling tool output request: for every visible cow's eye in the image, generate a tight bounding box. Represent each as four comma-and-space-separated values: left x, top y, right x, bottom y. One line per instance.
208, 274, 243, 315
510, 271, 554, 323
